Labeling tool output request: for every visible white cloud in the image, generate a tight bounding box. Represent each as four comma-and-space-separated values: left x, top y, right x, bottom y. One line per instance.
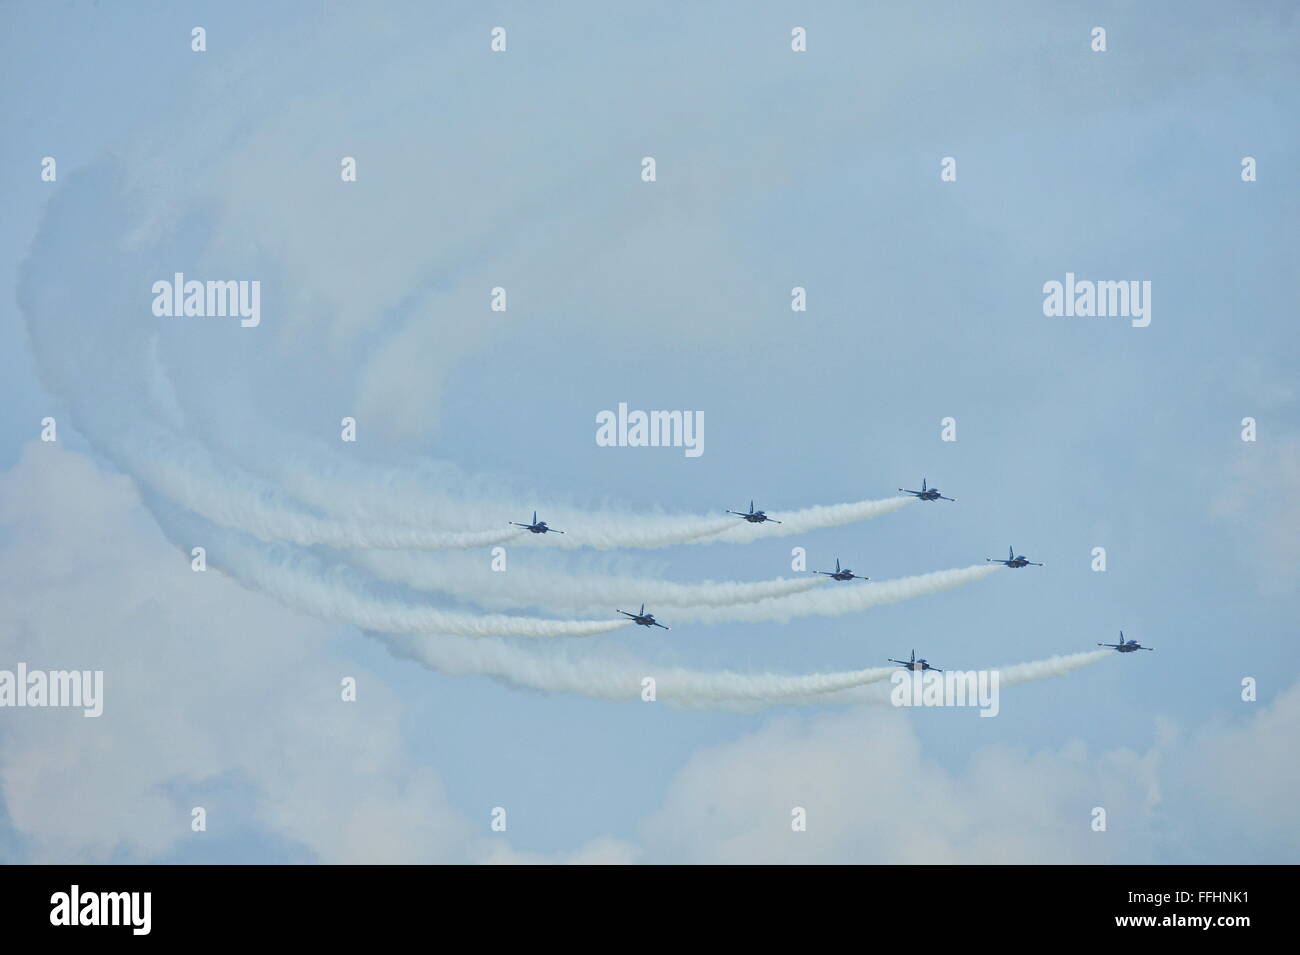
1181, 680, 1300, 854
631, 688, 1295, 864
0, 442, 483, 862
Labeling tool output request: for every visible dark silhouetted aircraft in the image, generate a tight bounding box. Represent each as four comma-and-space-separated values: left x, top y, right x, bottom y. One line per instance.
814, 558, 868, 581
898, 478, 955, 502
510, 511, 563, 534
617, 604, 670, 630
889, 649, 942, 672
727, 501, 781, 524
1098, 631, 1153, 653
987, 545, 1042, 568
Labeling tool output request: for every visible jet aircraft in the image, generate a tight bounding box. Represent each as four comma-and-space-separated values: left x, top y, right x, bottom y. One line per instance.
898, 478, 955, 502
617, 604, 671, 630
1097, 631, 1153, 653
814, 558, 868, 581
986, 545, 1042, 568
889, 649, 942, 672
727, 501, 781, 523
510, 511, 563, 534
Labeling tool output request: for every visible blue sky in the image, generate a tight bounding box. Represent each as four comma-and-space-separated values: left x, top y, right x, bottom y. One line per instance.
1, 1, 1296, 863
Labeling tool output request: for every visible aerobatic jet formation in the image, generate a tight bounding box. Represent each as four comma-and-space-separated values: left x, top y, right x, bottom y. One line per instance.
898, 478, 955, 502
617, 604, 671, 630
814, 558, 868, 581
1098, 632, 1153, 653
727, 501, 781, 523
987, 545, 1042, 568
889, 649, 942, 672
510, 511, 564, 534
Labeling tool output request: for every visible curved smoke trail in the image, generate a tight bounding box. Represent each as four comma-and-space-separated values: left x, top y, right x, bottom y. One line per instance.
666, 565, 1003, 624
813, 649, 1116, 705
378, 630, 899, 709
377, 633, 1111, 710
102, 414, 910, 554
350, 548, 828, 613
244, 442, 917, 549
116, 423, 532, 550
149, 500, 630, 638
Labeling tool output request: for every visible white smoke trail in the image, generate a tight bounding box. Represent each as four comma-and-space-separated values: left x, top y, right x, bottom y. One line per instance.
126, 359, 907, 551
16, 272, 732, 555
813, 649, 1115, 705
100, 399, 750, 552
554, 517, 740, 549
708, 496, 915, 542
377, 634, 1110, 710
665, 565, 1003, 625
128, 415, 746, 551
241, 555, 628, 638
349, 548, 828, 614
112, 425, 535, 550
237, 444, 916, 549
154, 503, 631, 638
998, 649, 1113, 686
378, 631, 899, 709
246, 558, 629, 638
115, 417, 914, 552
